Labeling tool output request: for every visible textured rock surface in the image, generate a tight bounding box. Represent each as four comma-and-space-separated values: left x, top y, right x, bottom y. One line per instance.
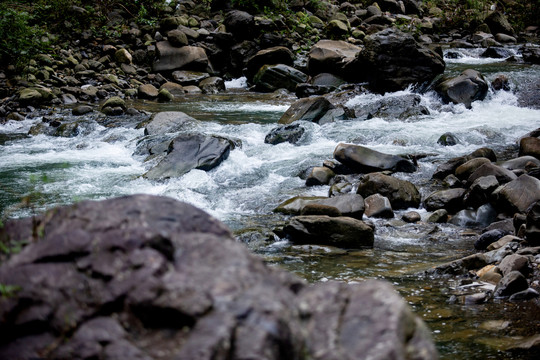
356, 172, 421, 209
0, 195, 437, 360
334, 143, 416, 173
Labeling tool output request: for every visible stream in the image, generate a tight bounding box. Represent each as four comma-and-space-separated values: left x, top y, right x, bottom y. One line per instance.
1, 47, 540, 359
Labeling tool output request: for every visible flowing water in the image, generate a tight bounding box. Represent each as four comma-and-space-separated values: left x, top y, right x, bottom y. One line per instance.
1, 48, 540, 358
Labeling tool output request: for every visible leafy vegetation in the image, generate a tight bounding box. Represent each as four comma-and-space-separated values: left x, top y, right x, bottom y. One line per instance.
0, 283, 21, 298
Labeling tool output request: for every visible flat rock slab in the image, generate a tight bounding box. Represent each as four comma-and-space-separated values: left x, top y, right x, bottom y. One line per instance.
0, 195, 438, 360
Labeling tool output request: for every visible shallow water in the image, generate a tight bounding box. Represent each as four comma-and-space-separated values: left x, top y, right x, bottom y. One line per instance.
1, 49, 540, 358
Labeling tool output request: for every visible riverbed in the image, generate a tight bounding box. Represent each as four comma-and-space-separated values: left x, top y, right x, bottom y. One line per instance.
1, 47, 540, 359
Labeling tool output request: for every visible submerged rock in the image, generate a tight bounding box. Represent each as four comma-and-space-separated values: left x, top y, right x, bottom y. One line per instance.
0, 195, 437, 359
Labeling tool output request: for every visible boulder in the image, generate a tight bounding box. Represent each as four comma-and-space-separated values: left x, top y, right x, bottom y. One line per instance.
485, 11, 515, 36
101, 96, 126, 111
351, 94, 429, 120
455, 157, 492, 180
427, 209, 448, 223
114, 48, 132, 64
199, 77, 226, 94
522, 47, 540, 65
307, 40, 361, 76
300, 204, 341, 217
475, 229, 510, 250
224, 10, 254, 39
333, 143, 417, 173
467, 162, 517, 185
153, 42, 208, 72
498, 254, 531, 277
138, 84, 159, 99
437, 132, 459, 146
264, 124, 305, 145
278, 96, 335, 124
253, 64, 308, 92
143, 111, 196, 136
245, 46, 295, 82
351, 28, 445, 93
432, 147, 496, 180
463, 175, 499, 208
493, 174, 540, 214
402, 211, 421, 223
494, 271, 529, 297
519, 137, 540, 160
282, 215, 374, 248
525, 200, 540, 246
0, 195, 437, 359
143, 133, 235, 180
72, 105, 93, 116
435, 69, 489, 108
364, 194, 394, 218
356, 172, 421, 209
160, 82, 185, 96
172, 70, 210, 86
501, 156, 540, 171
325, 19, 349, 38
306, 166, 335, 186
423, 188, 466, 213
167, 29, 189, 47
274, 194, 365, 219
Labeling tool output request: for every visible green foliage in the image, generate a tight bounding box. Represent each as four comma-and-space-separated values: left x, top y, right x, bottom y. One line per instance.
0, 283, 21, 298
0, 3, 45, 68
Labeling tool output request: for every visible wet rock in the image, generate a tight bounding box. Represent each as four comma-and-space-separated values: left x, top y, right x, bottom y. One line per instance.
278, 96, 335, 125
506, 334, 540, 353
351, 28, 445, 93
437, 132, 459, 146
435, 69, 489, 108
253, 64, 308, 92
351, 94, 429, 120
519, 136, 540, 160
282, 215, 374, 248
153, 42, 208, 72
491, 74, 511, 91
300, 204, 341, 217
138, 84, 159, 99
509, 288, 540, 301
172, 70, 210, 86
424, 188, 466, 213
245, 46, 295, 82
264, 124, 305, 145
502, 156, 540, 172
356, 172, 421, 210
522, 47, 540, 65
199, 77, 225, 94
463, 175, 499, 208
157, 88, 173, 102
494, 271, 528, 297
402, 211, 421, 223
306, 166, 335, 186
498, 254, 531, 277
432, 147, 496, 180
143, 133, 235, 180
18, 87, 54, 105
308, 40, 361, 77
427, 209, 448, 223
455, 157, 491, 180
486, 235, 519, 251
477, 265, 502, 284
475, 229, 511, 250
364, 194, 394, 218
101, 96, 126, 111
159, 82, 185, 96
493, 174, 540, 214
429, 253, 488, 275
72, 105, 93, 116
334, 143, 417, 173
467, 162, 517, 186
274, 194, 365, 219
481, 47, 513, 59
142, 111, 196, 136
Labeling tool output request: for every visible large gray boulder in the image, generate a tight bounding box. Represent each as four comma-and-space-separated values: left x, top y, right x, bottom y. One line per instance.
334, 143, 417, 173
282, 215, 374, 248
424, 188, 466, 213
307, 39, 361, 76
253, 64, 308, 92
0, 195, 438, 360
245, 46, 295, 82
351, 28, 445, 93
435, 69, 489, 109
485, 11, 515, 36
278, 96, 335, 124
153, 42, 209, 72
351, 94, 429, 120
143, 133, 235, 180
223, 10, 254, 39
142, 111, 196, 136
493, 174, 540, 214
357, 172, 421, 209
